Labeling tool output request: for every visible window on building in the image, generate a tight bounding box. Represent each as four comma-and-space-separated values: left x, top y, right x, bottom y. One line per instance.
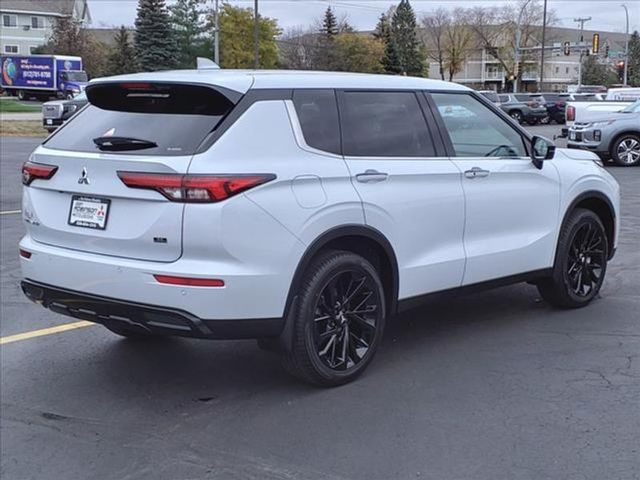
29, 46, 38, 54
340, 91, 435, 157
555, 66, 559, 74
2, 14, 17, 27
566, 67, 570, 74
4, 45, 19, 54
31, 16, 45, 29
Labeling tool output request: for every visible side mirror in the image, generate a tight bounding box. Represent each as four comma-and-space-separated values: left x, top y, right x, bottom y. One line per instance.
531, 135, 556, 169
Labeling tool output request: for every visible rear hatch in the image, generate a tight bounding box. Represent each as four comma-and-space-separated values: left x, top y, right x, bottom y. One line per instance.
25, 81, 239, 262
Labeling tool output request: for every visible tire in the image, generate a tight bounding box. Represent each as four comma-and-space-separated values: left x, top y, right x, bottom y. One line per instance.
103, 322, 159, 339
281, 250, 386, 387
17, 90, 26, 101
509, 110, 523, 123
610, 134, 640, 166
537, 208, 608, 308
65, 92, 74, 100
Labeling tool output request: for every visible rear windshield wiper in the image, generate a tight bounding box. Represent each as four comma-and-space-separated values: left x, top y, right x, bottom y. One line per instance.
93, 136, 158, 151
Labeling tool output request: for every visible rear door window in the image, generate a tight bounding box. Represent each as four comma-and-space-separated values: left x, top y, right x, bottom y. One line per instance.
339, 91, 435, 157
44, 83, 236, 156
292, 89, 341, 154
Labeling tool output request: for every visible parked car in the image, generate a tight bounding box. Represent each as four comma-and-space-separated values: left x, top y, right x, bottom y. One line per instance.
42, 91, 88, 132
497, 93, 548, 124
564, 88, 640, 133
477, 90, 501, 106
20, 70, 620, 386
568, 99, 640, 166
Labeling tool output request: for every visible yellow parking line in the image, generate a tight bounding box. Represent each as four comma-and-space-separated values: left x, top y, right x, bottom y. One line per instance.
0, 321, 95, 345
0, 210, 21, 215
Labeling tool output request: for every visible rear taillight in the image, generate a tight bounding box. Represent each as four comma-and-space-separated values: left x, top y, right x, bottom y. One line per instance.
527, 101, 538, 107
19, 249, 32, 259
567, 105, 575, 122
22, 162, 58, 186
117, 172, 275, 203
154, 275, 224, 287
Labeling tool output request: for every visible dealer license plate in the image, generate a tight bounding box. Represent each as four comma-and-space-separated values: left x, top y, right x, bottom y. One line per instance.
68, 195, 110, 230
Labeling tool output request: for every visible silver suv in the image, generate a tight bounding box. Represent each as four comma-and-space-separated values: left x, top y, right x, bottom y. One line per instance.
568, 100, 640, 166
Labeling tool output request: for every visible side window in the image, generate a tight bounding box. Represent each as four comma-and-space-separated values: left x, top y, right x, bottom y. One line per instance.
431, 92, 527, 158
292, 89, 341, 155
498, 94, 509, 103
340, 91, 435, 157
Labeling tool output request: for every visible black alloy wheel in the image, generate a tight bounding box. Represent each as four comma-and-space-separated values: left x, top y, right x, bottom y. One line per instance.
537, 208, 608, 308
282, 250, 386, 386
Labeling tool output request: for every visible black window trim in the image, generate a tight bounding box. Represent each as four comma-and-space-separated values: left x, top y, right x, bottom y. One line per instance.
424, 90, 532, 159
336, 89, 441, 159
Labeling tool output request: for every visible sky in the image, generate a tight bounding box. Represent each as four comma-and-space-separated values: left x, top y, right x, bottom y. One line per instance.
87, 0, 639, 34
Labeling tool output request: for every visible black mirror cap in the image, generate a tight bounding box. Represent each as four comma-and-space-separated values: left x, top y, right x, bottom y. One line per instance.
531, 135, 556, 169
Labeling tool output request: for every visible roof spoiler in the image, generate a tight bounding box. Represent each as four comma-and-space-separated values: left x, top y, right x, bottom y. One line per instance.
197, 57, 220, 70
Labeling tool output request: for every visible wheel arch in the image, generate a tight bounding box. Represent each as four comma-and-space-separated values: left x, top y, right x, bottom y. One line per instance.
283, 225, 399, 320
607, 130, 640, 155
562, 191, 616, 259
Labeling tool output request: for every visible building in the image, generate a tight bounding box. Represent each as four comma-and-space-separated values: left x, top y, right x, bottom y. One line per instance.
1, 0, 91, 56
426, 25, 629, 92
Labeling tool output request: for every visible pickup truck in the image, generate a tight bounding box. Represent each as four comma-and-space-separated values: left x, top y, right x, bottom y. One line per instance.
563, 87, 640, 136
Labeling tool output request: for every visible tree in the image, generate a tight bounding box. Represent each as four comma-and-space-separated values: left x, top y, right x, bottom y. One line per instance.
321, 7, 338, 38
422, 8, 450, 80
582, 56, 618, 86
106, 26, 137, 75
390, 0, 425, 76
443, 8, 473, 81
169, 0, 209, 68
334, 34, 385, 73
628, 30, 640, 87
217, 4, 280, 69
37, 16, 106, 78
134, 0, 178, 71
373, 13, 389, 41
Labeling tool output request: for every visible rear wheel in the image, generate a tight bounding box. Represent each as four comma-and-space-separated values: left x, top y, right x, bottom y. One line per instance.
509, 110, 523, 123
537, 208, 608, 308
17, 90, 26, 101
611, 134, 640, 166
282, 250, 386, 387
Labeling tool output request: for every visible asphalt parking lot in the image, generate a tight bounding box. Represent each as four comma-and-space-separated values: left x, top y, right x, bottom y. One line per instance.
1, 128, 639, 480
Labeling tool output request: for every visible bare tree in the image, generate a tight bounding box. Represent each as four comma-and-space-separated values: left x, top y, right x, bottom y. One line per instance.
279, 26, 322, 69
443, 8, 473, 81
421, 8, 449, 80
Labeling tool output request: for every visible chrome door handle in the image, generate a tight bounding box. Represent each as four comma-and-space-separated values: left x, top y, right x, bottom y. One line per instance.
356, 169, 388, 183
464, 167, 490, 179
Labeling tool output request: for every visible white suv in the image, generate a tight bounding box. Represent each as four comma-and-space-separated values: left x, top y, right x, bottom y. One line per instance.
20, 70, 620, 386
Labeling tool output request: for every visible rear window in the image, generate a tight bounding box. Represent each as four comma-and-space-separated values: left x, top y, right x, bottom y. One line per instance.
293, 89, 341, 154
44, 83, 236, 156
479, 91, 499, 103
498, 95, 509, 103
340, 91, 435, 157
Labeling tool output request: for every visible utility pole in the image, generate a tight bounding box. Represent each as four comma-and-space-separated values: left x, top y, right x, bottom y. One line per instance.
213, 0, 220, 65
538, 0, 548, 91
574, 16, 591, 89
254, 0, 259, 69
622, 4, 629, 86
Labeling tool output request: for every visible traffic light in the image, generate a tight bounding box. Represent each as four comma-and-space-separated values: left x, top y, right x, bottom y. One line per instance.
564, 42, 571, 56
592, 33, 600, 54
617, 61, 625, 82
605, 45, 610, 58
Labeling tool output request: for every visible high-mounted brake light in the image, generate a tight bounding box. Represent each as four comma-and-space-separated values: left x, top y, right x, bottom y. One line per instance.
117, 172, 275, 203
154, 275, 224, 287
119, 82, 153, 90
22, 161, 58, 186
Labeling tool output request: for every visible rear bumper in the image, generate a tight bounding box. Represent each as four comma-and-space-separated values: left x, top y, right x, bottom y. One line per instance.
22, 279, 283, 339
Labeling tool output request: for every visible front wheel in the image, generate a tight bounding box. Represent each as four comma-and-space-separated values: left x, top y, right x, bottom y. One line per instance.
509, 110, 523, 123
537, 208, 608, 308
611, 134, 640, 166
282, 250, 386, 387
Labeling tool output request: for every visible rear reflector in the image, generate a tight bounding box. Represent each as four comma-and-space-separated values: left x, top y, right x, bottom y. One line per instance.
22, 162, 58, 186
19, 249, 32, 259
117, 172, 275, 203
154, 275, 224, 287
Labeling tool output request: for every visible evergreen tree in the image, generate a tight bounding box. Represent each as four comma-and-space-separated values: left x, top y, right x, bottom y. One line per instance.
169, 0, 208, 68
107, 26, 137, 75
134, 0, 178, 71
390, 0, 425, 76
373, 13, 389, 41
628, 31, 640, 87
582, 56, 617, 86
321, 7, 338, 38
